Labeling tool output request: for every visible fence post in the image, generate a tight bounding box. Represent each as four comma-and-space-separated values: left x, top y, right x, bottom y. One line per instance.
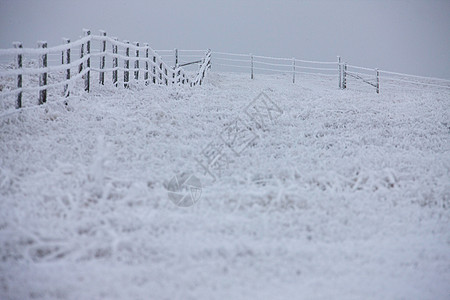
112, 37, 118, 87
338, 56, 342, 89
250, 53, 254, 79
206, 49, 212, 70
83, 29, 91, 92
38, 41, 47, 104
61, 44, 64, 65
134, 42, 139, 81
376, 68, 380, 94
152, 55, 156, 84
164, 67, 168, 85
343, 63, 347, 89
144, 43, 149, 85
292, 57, 295, 84
172, 70, 176, 85
13, 42, 22, 109
199, 56, 205, 85
62, 38, 70, 97
208, 49, 212, 70
99, 30, 106, 85
79, 36, 84, 75
158, 61, 163, 84
174, 48, 178, 68
124, 40, 130, 88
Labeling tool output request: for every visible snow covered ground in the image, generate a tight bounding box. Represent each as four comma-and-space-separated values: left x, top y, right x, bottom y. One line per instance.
0, 72, 449, 299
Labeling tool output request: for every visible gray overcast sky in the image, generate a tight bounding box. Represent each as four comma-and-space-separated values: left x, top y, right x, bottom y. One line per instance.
1, 0, 449, 78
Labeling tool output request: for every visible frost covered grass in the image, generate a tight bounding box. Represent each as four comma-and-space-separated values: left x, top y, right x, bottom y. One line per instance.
0, 72, 449, 299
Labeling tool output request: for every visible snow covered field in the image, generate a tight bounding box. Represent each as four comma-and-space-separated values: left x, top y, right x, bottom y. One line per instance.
0, 72, 449, 299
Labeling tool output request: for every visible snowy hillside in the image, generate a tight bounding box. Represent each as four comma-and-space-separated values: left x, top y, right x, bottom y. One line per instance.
0, 72, 449, 299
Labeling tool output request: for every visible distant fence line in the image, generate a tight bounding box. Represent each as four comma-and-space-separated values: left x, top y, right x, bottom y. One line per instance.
0, 29, 211, 110
210, 51, 450, 94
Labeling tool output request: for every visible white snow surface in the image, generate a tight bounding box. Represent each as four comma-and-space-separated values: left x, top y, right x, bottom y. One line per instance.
0, 73, 449, 299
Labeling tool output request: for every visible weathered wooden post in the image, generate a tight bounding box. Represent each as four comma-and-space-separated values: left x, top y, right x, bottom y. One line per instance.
292, 57, 296, 84
112, 37, 118, 87
83, 29, 91, 92
62, 38, 70, 97
13, 42, 22, 108
376, 68, 380, 94
124, 40, 130, 88
338, 56, 342, 89
134, 42, 139, 81
144, 43, 149, 85
250, 53, 254, 79
38, 41, 47, 104
343, 63, 347, 89
99, 30, 106, 85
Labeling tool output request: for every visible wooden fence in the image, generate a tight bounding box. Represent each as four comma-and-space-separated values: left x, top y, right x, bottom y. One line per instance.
0, 29, 212, 110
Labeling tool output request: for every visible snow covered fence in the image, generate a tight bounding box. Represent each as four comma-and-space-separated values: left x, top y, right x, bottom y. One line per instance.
343, 63, 450, 94
212, 51, 450, 94
213, 51, 339, 86
0, 29, 212, 110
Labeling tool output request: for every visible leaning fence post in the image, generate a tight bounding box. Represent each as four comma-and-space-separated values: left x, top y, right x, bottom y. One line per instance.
112, 37, 118, 87
134, 42, 139, 81
144, 43, 149, 85
38, 41, 47, 104
124, 40, 130, 88
62, 38, 70, 97
250, 53, 254, 79
83, 29, 91, 92
338, 56, 342, 89
292, 57, 296, 84
376, 68, 380, 94
99, 30, 106, 85
343, 63, 347, 89
12, 42, 22, 108
207, 49, 211, 70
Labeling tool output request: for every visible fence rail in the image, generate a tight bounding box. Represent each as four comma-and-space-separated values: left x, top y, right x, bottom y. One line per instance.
0, 29, 211, 110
